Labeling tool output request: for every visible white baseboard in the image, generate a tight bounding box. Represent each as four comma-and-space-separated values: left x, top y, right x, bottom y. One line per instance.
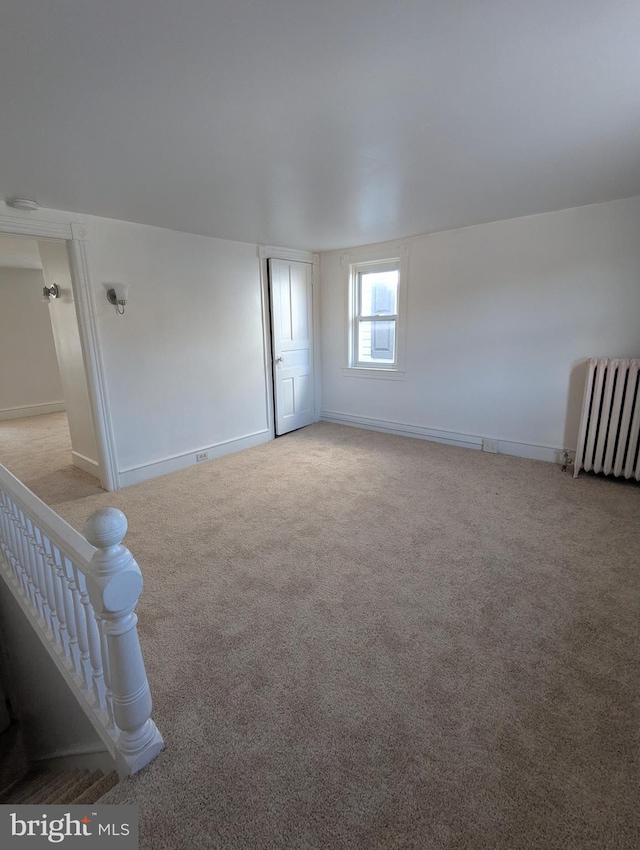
0, 402, 66, 421
118, 428, 271, 488
320, 410, 565, 463
321, 410, 482, 450
494, 439, 564, 464
71, 451, 100, 479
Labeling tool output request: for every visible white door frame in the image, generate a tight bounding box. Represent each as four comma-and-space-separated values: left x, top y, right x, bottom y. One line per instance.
258, 246, 321, 438
0, 209, 119, 491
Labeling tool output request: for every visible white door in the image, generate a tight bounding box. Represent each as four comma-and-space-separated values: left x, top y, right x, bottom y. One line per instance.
269, 258, 315, 435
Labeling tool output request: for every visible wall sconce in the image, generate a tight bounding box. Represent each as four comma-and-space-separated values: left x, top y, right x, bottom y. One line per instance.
107, 283, 130, 315
42, 284, 59, 302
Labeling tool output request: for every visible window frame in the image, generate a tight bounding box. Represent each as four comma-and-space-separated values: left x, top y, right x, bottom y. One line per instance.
342, 244, 409, 380
352, 260, 400, 369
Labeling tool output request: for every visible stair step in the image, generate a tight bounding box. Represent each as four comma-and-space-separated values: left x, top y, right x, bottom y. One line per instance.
6, 770, 63, 804
54, 770, 102, 805
0, 775, 25, 802
42, 770, 93, 805
2, 768, 118, 805
73, 771, 119, 805
0, 772, 39, 804
36, 770, 84, 805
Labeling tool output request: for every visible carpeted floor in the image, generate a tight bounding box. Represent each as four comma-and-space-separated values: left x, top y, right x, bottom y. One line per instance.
1, 414, 639, 848
0, 412, 104, 505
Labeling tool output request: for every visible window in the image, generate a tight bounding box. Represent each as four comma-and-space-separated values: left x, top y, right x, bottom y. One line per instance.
348, 254, 406, 374
342, 244, 408, 379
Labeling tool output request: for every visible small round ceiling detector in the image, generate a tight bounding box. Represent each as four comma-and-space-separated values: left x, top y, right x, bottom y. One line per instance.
7, 197, 39, 211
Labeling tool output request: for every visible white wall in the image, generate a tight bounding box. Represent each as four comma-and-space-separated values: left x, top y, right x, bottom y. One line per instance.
0, 268, 64, 418
84, 216, 271, 484
320, 196, 640, 459
39, 241, 99, 475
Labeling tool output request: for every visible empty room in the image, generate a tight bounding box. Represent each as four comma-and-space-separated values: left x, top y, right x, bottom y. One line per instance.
0, 2, 638, 849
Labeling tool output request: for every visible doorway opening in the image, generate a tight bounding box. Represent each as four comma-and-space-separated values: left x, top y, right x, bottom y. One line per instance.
0, 234, 104, 504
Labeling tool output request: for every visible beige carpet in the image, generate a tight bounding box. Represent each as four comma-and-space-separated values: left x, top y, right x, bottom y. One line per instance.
0, 412, 104, 504
2, 416, 639, 848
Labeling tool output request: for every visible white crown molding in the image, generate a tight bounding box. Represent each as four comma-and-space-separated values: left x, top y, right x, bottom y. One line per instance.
258, 244, 314, 263
0, 211, 73, 240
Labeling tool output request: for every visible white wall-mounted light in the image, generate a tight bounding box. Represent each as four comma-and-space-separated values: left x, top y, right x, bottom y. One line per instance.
42, 284, 59, 302
107, 283, 130, 315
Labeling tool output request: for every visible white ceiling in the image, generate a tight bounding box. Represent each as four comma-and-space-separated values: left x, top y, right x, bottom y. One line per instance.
1, 1, 639, 252
0, 236, 42, 270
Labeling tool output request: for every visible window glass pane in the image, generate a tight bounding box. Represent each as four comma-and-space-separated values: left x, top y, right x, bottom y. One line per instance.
359, 269, 398, 316
357, 320, 396, 363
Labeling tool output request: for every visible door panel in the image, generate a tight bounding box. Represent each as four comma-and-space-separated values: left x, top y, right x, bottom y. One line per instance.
269, 258, 314, 435
282, 377, 295, 417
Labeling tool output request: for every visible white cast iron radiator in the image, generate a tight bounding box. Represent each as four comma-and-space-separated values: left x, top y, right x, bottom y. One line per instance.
574, 357, 640, 479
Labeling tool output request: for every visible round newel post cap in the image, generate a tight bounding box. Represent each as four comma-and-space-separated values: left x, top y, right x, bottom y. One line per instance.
84, 507, 128, 549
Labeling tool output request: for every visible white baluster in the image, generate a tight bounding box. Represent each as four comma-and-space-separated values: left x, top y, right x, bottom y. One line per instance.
74, 567, 107, 710
41, 534, 70, 657
36, 525, 60, 641
84, 508, 164, 774
1, 493, 25, 592
63, 555, 92, 690
0, 493, 20, 582
12, 503, 38, 611
26, 516, 54, 634
52, 544, 81, 673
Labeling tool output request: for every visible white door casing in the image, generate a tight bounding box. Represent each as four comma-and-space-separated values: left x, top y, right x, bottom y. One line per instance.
269, 258, 314, 435
0, 211, 119, 491
39, 240, 101, 479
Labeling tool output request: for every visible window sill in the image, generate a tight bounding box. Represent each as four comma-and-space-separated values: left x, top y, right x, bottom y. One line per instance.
342, 367, 405, 381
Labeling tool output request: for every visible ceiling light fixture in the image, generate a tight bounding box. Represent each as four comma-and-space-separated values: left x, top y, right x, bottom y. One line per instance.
8, 197, 39, 211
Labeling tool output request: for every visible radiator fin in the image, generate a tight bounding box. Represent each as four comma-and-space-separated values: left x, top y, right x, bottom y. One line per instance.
574, 358, 640, 480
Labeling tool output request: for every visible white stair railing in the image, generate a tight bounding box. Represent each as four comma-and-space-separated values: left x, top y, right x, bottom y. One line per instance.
0, 463, 164, 777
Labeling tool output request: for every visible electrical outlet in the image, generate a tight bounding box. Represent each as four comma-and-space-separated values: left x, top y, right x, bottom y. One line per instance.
482, 438, 498, 454
195, 451, 209, 463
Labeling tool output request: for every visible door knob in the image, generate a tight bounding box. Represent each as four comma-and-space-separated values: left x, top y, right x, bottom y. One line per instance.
274, 355, 284, 364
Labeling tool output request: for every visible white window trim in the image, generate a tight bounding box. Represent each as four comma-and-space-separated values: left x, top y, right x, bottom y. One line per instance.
351, 260, 399, 370
342, 243, 409, 379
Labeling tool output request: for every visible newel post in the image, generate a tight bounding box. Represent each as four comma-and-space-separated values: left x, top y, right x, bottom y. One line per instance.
84, 508, 164, 776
